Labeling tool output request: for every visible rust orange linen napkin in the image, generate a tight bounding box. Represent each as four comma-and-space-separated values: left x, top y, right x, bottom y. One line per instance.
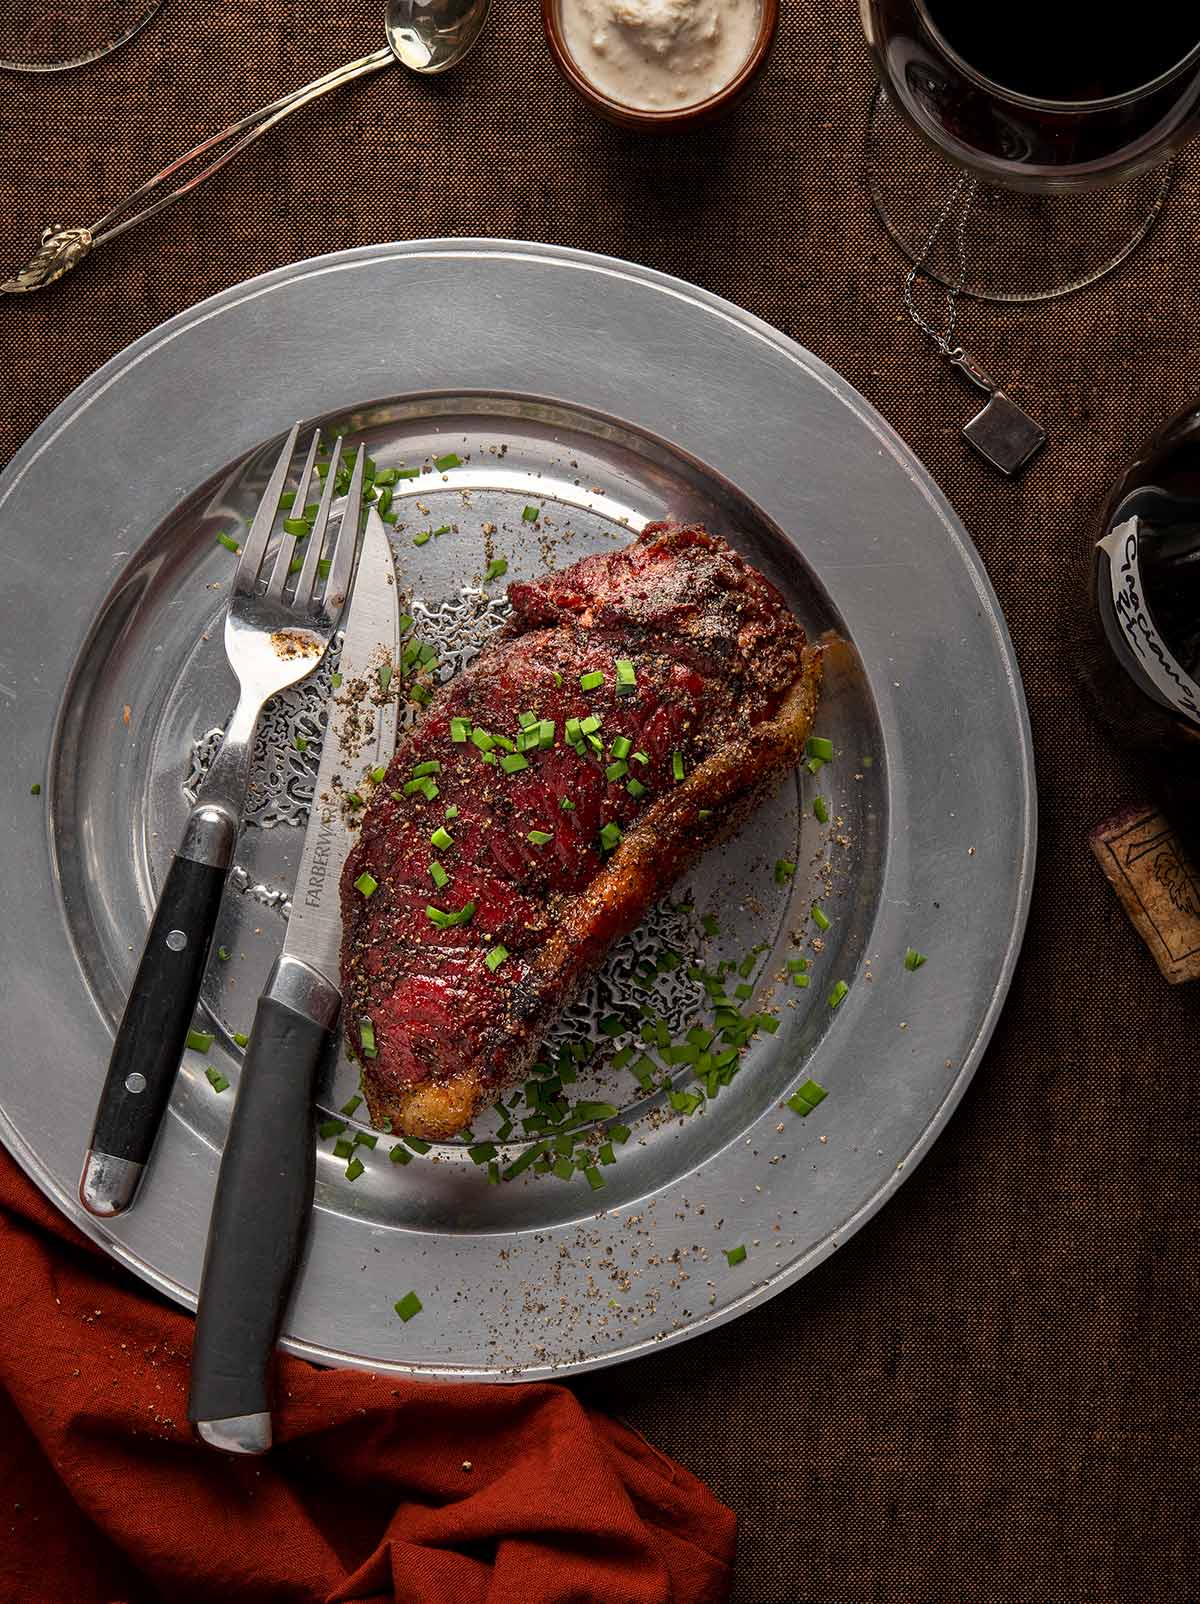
0, 1152, 735, 1603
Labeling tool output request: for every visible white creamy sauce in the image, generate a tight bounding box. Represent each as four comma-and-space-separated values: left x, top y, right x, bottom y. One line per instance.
560, 0, 760, 111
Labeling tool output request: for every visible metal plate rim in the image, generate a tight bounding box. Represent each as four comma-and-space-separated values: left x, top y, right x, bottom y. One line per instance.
0, 238, 1036, 1379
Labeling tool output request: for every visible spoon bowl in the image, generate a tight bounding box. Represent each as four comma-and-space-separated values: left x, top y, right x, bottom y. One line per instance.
387, 0, 491, 72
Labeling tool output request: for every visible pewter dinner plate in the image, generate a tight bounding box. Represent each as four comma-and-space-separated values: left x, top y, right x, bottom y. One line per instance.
0, 241, 1034, 1379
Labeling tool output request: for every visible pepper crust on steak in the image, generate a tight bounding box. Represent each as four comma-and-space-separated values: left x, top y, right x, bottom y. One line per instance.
339, 519, 823, 1140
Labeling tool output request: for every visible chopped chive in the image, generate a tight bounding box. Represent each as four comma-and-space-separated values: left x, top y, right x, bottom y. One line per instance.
522, 504, 539, 522
346, 791, 364, 808
699, 808, 713, 820
354, 871, 378, 898
904, 947, 928, 971
811, 903, 831, 931
580, 714, 601, 735
828, 980, 849, 1008
794, 973, 810, 988
430, 826, 454, 850
396, 467, 420, 480
288, 554, 304, 574
205, 1066, 230, 1093
616, 659, 637, 693
485, 944, 509, 972
294, 734, 308, 753
215, 531, 240, 554
701, 913, 720, 938
468, 1141, 498, 1164
413, 530, 432, 547
369, 765, 386, 784
537, 719, 555, 747
527, 829, 553, 846
599, 822, 622, 851
394, 1290, 424, 1322
215, 946, 231, 963
389, 1142, 412, 1164
806, 757, 825, 776
404, 1136, 431, 1154
724, 1244, 747, 1267
605, 759, 628, 781
579, 670, 605, 692
626, 777, 646, 798
429, 861, 448, 889
333, 1138, 354, 1159
232, 1031, 249, 1048
584, 1166, 604, 1191
560, 797, 576, 811
331, 671, 342, 688
807, 736, 834, 763
774, 859, 796, 885
318, 1118, 346, 1139
471, 728, 495, 752
412, 760, 442, 777
340, 1091, 363, 1116
426, 900, 476, 929
282, 517, 309, 539
500, 752, 529, 775
358, 1016, 377, 1058
434, 452, 461, 471
814, 795, 830, 824
609, 1123, 631, 1145
354, 1131, 378, 1149
610, 736, 631, 760
444, 805, 459, 819
378, 664, 393, 694
484, 557, 508, 582
186, 1030, 214, 1053
672, 751, 685, 782
632, 750, 649, 765
450, 717, 470, 743
279, 491, 296, 509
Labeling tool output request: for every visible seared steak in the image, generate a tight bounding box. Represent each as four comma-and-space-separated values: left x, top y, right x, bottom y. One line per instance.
339, 520, 822, 1140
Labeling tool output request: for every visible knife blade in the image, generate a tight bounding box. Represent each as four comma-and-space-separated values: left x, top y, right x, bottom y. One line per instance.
187, 508, 401, 1455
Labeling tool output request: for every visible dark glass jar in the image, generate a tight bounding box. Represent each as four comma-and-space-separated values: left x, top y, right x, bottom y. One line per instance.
1083, 404, 1200, 851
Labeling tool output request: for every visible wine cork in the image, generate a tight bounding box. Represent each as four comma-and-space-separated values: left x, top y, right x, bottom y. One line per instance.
1090, 805, 1200, 984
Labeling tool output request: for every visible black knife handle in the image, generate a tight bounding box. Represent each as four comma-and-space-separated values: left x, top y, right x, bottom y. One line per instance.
188, 954, 340, 1454
80, 838, 232, 1217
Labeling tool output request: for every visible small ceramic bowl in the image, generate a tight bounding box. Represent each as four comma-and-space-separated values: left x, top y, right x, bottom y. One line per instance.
541, 0, 778, 130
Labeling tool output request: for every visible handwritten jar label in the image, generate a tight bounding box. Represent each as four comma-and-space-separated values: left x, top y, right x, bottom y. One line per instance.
1097, 516, 1200, 729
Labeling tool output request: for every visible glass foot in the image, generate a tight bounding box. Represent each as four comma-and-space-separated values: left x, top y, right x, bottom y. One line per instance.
865, 84, 1177, 304
0, 0, 163, 73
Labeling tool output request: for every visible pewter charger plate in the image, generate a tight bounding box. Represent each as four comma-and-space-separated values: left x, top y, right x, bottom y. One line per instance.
0, 241, 1034, 1379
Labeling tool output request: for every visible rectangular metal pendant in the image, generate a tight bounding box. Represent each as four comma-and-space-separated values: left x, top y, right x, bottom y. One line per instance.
961, 390, 1046, 478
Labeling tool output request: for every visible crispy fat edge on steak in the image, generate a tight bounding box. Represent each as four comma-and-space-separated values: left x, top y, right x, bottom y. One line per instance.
364, 646, 823, 1141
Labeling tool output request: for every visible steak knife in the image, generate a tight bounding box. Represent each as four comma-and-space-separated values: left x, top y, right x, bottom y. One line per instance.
188, 508, 400, 1454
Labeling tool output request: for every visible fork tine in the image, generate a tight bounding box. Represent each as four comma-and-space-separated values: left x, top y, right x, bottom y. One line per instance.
233, 421, 301, 597
292, 436, 343, 609
320, 445, 365, 616
265, 430, 320, 601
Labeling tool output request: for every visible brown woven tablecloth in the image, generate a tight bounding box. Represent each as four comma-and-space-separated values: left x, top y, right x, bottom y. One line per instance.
2, 4, 1198, 1600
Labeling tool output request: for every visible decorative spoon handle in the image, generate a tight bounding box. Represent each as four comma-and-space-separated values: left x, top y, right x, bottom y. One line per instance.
1, 46, 392, 294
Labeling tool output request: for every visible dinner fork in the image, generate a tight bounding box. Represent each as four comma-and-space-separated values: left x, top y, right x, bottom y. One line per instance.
79, 423, 365, 1218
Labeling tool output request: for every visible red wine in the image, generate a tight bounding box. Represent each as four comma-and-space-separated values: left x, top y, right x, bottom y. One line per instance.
864, 0, 1200, 183
920, 1, 1200, 103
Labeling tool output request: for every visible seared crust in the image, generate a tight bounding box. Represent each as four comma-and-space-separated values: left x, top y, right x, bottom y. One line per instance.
341, 520, 823, 1140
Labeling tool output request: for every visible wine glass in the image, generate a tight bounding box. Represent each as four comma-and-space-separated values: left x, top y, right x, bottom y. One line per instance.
859, 0, 1200, 302
0, 0, 163, 73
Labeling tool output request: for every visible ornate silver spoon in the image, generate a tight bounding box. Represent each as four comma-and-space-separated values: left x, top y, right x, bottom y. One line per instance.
1, 0, 490, 294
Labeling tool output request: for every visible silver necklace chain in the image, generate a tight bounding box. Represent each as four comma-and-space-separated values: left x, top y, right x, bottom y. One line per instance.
903, 171, 978, 358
